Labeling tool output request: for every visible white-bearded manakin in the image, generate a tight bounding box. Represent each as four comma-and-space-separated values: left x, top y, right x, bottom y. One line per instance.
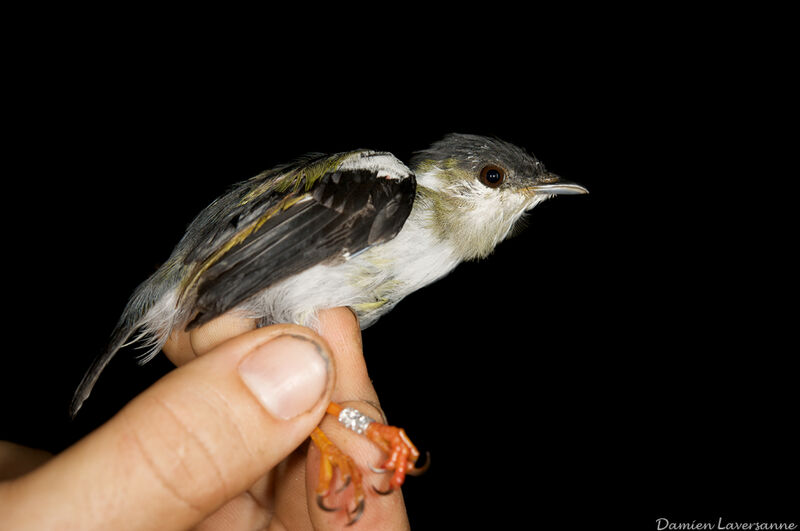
71, 133, 588, 524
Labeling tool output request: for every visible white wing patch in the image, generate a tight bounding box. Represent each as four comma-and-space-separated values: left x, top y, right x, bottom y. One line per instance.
338, 151, 413, 181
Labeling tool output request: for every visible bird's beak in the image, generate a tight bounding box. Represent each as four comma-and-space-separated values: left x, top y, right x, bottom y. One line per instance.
524, 173, 589, 195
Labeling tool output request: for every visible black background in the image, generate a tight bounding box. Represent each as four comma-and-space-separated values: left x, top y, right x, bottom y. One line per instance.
2, 8, 796, 530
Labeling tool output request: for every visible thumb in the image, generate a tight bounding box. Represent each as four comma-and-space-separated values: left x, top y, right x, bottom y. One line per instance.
3, 324, 334, 530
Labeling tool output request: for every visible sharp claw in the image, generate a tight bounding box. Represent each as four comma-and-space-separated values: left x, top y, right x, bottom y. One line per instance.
368, 463, 388, 474
336, 475, 352, 493
372, 485, 395, 496
316, 493, 339, 512
345, 498, 365, 526
406, 450, 431, 476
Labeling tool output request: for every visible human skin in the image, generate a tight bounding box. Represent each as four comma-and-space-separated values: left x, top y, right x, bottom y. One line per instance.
0, 308, 410, 530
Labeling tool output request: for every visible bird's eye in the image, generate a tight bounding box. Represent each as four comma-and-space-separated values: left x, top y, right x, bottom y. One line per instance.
479, 165, 506, 188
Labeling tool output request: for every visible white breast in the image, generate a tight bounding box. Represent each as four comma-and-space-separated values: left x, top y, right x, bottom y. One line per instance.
237, 210, 460, 330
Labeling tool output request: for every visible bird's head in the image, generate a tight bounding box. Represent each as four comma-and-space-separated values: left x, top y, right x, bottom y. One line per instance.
409, 133, 588, 260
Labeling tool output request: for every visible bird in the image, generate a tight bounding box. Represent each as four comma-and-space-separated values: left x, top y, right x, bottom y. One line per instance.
70, 132, 587, 524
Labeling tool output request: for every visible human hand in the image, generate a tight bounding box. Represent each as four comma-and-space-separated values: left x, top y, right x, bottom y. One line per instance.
0, 308, 410, 530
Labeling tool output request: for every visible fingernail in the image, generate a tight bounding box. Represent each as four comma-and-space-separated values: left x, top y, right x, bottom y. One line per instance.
238, 334, 330, 420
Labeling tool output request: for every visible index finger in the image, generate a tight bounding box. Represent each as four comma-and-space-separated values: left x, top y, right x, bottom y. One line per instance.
305, 308, 410, 530
163, 313, 257, 366
316, 308, 380, 408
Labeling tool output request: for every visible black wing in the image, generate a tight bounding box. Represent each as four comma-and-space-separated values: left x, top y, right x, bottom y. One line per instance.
183, 155, 415, 329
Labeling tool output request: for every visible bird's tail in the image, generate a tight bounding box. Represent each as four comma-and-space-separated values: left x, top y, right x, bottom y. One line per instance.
69, 266, 182, 418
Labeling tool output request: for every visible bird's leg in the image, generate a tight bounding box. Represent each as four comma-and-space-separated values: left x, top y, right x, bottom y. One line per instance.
327, 402, 429, 496
311, 403, 428, 524
310, 427, 366, 525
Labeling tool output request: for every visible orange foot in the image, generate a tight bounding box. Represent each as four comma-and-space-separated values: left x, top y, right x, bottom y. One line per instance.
311, 403, 429, 525
365, 421, 430, 494
310, 427, 366, 526
331, 402, 430, 496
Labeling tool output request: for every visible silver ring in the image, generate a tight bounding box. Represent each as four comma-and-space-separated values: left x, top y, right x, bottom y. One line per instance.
338, 407, 375, 434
